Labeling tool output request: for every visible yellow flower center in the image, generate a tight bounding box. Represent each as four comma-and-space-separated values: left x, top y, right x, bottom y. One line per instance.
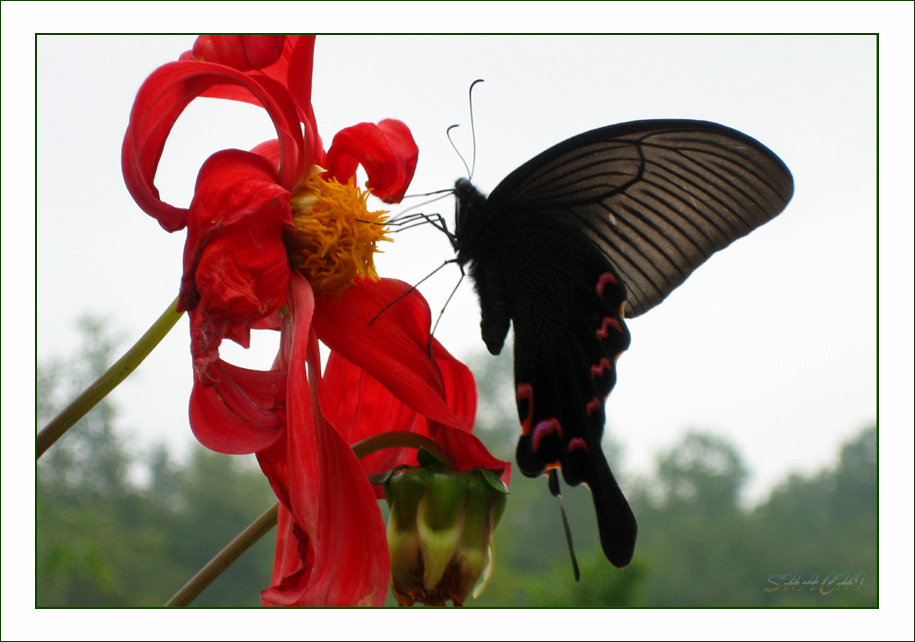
285, 172, 391, 298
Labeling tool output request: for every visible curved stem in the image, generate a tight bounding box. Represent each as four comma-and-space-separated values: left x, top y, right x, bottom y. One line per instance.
37, 297, 183, 458
166, 502, 279, 607
166, 432, 454, 606
351, 431, 452, 468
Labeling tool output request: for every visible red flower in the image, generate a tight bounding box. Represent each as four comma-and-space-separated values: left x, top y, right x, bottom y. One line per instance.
121, 35, 508, 606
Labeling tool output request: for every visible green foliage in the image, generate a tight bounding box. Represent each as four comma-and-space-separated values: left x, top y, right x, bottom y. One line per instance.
37, 317, 276, 607
749, 426, 877, 606
473, 425, 877, 607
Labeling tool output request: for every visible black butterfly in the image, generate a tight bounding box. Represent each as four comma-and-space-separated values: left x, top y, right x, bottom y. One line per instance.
452, 119, 794, 569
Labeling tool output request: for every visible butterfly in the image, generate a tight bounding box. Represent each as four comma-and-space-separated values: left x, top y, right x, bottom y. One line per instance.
452, 119, 794, 569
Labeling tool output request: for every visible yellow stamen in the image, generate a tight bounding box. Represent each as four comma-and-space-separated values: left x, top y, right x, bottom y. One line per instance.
286, 173, 391, 298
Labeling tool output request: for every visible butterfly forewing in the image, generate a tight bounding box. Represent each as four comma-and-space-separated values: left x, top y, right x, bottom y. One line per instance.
487, 120, 794, 317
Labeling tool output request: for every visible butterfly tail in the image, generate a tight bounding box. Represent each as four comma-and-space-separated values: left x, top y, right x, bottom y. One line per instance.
587, 449, 637, 569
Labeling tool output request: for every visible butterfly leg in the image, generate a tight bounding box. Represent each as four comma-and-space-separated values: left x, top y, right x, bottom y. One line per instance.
548, 469, 581, 582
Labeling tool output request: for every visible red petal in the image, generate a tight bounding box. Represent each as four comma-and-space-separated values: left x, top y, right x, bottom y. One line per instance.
320, 350, 429, 478
325, 120, 418, 203
428, 421, 512, 484
181, 150, 292, 370
320, 336, 479, 477
260, 421, 390, 606
188, 359, 285, 454
320, 330, 509, 493
259, 274, 388, 606
190, 35, 286, 71
430, 338, 478, 431
313, 278, 467, 428
180, 36, 324, 164
122, 60, 304, 230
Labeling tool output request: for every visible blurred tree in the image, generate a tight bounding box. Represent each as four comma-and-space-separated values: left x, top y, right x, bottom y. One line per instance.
152, 447, 276, 607
628, 431, 755, 606
37, 317, 276, 607
750, 426, 876, 606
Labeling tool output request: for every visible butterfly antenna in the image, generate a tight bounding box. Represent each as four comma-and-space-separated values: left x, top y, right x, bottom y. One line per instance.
467, 78, 484, 179
549, 470, 581, 582
446, 124, 472, 179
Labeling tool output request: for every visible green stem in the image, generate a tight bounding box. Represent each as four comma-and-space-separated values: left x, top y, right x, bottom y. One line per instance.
37, 297, 183, 458
166, 502, 279, 607
351, 431, 453, 468
168, 432, 452, 606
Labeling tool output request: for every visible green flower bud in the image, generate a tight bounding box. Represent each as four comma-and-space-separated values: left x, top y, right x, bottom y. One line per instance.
384, 466, 508, 606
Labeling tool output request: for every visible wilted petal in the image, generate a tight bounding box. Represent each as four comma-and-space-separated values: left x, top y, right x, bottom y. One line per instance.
181, 150, 292, 374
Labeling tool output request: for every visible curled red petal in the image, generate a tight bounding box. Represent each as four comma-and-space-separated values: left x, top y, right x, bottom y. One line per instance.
188, 359, 285, 454
325, 119, 418, 203
180, 36, 324, 163
121, 60, 304, 230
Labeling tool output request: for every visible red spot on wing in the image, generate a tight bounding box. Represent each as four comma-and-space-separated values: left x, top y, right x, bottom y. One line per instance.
591, 357, 614, 378
531, 418, 562, 451
567, 437, 588, 453
596, 272, 617, 297
596, 316, 623, 339
586, 397, 602, 416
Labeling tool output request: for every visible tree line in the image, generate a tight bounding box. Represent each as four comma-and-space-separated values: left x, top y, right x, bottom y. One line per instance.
36, 319, 876, 607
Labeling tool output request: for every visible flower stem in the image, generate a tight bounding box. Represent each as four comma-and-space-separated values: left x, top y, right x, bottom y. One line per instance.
351, 431, 453, 468
37, 297, 183, 458
166, 502, 279, 607
166, 435, 451, 606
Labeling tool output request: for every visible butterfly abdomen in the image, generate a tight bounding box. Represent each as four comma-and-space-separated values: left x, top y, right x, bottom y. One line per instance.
455, 178, 515, 355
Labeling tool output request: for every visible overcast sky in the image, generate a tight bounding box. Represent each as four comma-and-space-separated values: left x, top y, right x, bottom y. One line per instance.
6, 2, 914, 638
34, 32, 879, 496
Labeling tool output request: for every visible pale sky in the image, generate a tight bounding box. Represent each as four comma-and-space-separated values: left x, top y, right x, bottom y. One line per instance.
5, 2, 914, 639
35, 33, 878, 499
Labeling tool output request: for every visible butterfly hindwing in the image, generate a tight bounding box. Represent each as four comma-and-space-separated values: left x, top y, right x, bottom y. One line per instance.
474, 219, 637, 566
